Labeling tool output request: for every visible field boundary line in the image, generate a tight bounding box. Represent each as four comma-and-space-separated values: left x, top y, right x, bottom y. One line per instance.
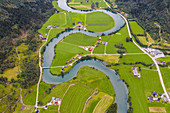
82, 89, 97, 113
58, 84, 75, 113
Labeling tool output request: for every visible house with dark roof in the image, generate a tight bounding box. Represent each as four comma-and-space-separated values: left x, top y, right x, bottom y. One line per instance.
152, 91, 157, 97
148, 96, 154, 102
132, 67, 140, 77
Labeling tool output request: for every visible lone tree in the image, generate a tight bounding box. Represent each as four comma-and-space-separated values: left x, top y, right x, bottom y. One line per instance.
95, 2, 99, 8
91, 2, 95, 9
126, 37, 131, 42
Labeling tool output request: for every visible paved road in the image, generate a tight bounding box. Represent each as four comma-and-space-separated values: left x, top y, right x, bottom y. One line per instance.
117, 13, 170, 102
35, 28, 53, 109
103, 0, 170, 102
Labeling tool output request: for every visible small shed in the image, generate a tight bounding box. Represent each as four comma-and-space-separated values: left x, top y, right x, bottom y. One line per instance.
148, 96, 154, 102
152, 91, 157, 97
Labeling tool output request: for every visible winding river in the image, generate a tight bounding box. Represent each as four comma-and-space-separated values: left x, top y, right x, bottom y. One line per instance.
42, 0, 128, 112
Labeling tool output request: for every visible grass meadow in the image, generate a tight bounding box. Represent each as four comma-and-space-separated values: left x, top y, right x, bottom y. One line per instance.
110, 64, 165, 113
86, 11, 115, 32
119, 54, 154, 64
160, 67, 170, 93
137, 36, 148, 45
106, 25, 143, 54
52, 1, 65, 11
93, 95, 113, 113
38, 66, 115, 113
84, 92, 110, 113
51, 42, 90, 67
63, 33, 98, 46
129, 21, 145, 35
60, 84, 93, 113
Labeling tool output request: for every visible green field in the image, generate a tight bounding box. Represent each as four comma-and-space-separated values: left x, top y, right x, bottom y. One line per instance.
93, 43, 105, 54
86, 11, 115, 32
119, 54, 154, 64
38, 66, 115, 112
47, 28, 65, 43
93, 95, 113, 113
60, 84, 93, 113
63, 33, 98, 46
129, 21, 145, 35
160, 67, 170, 93
51, 42, 89, 67
110, 64, 166, 113
41, 13, 66, 28
157, 57, 170, 63
52, 1, 65, 11
90, 55, 120, 64
65, 12, 86, 27
84, 92, 105, 113
138, 36, 148, 45
106, 25, 143, 54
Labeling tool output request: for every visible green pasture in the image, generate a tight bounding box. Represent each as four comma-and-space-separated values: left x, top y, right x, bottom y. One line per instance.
41, 105, 58, 113
77, 66, 115, 97
129, 21, 145, 35
110, 64, 164, 113
160, 67, 170, 92
137, 36, 148, 45
39, 66, 115, 112
52, 1, 65, 11
60, 84, 93, 113
63, 33, 98, 46
106, 25, 143, 54
40, 13, 66, 29
84, 92, 106, 113
93, 43, 105, 54
40, 83, 70, 105
86, 11, 115, 32
47, 28, 65, 43
64, 12, 86, 27
119, 54, 154, 64
90, 55, 120, 64
51, 42, 90, 67
93, 95, 113, 113
157, 57, 170, 63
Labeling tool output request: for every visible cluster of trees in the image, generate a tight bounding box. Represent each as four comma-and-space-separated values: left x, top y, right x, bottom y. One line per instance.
106, 61, 153, 67
0, 0, 55, 73
115, 0, 170, 43
127, 96, 133, 113
18, 57, 39, 89
114, 43, 126, 55
126, 37, 133, 42
107, 103, 117, 113
91, 2, 99, 9
0, 76, 8, 85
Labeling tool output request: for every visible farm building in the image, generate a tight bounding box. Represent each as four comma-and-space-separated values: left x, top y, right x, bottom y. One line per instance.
152, 91, 157, 97
132, 67, 140, 77
148, 96, 154, 102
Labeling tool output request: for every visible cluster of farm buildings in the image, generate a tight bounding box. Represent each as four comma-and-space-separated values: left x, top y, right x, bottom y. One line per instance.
148, 91, 169, 102
145, 48, 165, 58
79, 37, 108, 52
